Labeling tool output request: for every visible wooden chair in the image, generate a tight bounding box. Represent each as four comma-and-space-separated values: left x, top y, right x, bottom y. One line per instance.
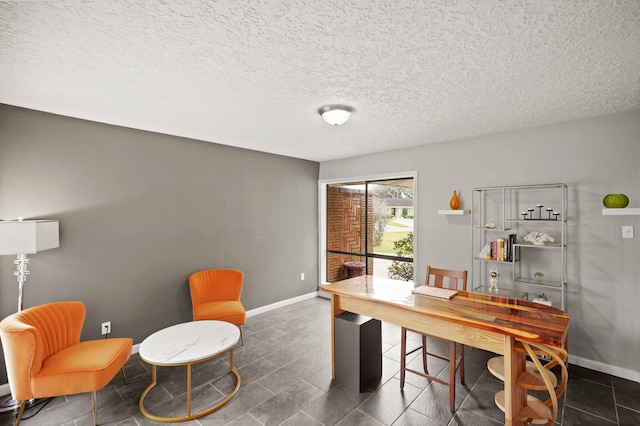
189, 268, 246, 345
0, 301, 132, 426
400, 266, 467, 411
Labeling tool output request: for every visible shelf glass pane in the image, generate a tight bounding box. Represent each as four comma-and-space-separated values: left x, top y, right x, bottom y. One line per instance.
514, 277, 562, 287
514, 243, 562, 249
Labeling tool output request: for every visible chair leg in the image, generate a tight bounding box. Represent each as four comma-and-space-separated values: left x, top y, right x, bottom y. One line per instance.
422, 334, 428, 373
91, 390, 98, 426
240, 325, 245, 346
121, 367, 128, 385
460, 345, 465, 385
15, 400, 26, 426
449, 342, 456, 412
400, 327, 407, 389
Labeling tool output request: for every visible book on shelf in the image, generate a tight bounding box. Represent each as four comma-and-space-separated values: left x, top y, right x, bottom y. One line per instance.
478, 234, 516, 261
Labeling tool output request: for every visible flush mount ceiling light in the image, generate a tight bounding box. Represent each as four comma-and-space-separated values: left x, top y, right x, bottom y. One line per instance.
318, 104, 355, 126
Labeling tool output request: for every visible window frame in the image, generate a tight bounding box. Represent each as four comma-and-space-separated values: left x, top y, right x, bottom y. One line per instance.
318, 171, 418, 285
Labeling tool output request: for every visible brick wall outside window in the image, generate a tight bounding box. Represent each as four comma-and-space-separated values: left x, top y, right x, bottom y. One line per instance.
327, 186, 374, 282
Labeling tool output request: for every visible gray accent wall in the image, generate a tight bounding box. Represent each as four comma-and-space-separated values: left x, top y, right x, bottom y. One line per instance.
320, 109, 640, 381
0, 105, 319, 384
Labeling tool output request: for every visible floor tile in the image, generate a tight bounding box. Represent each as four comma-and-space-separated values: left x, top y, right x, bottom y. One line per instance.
561, 405, 617, 425
250, 380, 324, 426
391, 407, 441, 426
303, 384, 372, 426
613, 376, 640, 411
565, 375, 617, 422
358, 377, 422, 425
336, 408, 386, 425
617, 406, 640, 426
280, 410, 324, 426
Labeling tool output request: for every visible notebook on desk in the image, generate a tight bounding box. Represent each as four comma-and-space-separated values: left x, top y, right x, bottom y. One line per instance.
412, 285, 458, 299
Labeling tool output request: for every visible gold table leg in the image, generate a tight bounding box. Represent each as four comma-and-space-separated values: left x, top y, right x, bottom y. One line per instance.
139, 348, 241, 422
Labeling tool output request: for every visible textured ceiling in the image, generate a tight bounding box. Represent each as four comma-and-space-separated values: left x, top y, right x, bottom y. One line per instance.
1, 1, 639, 162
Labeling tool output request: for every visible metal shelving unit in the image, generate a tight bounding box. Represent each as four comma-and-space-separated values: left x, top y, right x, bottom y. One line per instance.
471, 183, 568, 310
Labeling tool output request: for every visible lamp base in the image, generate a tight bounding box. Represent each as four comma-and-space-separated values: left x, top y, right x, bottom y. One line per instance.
0, 394, 36, 413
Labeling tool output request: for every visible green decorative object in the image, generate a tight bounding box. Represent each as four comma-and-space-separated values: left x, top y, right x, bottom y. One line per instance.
603, 194, 629, 208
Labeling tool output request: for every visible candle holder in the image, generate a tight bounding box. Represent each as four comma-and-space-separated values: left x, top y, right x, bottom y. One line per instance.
553, 211, 560, 220
521, 211, 528, 220
536, 204, 543, 219
546, 208, 553, 219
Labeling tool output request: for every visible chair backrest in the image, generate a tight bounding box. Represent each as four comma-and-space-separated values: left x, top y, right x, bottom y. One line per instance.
189, 269, 244, 306
425, 266, 467, 291
0, 301, 85, 400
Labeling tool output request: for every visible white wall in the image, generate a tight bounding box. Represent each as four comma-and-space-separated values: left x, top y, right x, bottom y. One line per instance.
320, 109, 640, 381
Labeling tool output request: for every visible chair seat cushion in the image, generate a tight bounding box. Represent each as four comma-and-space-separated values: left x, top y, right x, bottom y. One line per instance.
32, 338, 132, 398
193, 301, 246, 325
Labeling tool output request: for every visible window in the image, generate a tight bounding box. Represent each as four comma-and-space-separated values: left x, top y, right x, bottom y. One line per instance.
320, 176, 415, 283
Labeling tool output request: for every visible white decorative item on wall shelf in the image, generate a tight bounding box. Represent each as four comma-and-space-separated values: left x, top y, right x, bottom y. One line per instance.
602, 208, 640, 215
437, 209, 470, 215
523, 232, 554, 245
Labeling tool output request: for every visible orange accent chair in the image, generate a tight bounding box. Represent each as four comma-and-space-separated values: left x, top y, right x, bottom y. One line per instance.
189, 268, 246, 345
0, 301, 132, 426
400, 266, 468, 411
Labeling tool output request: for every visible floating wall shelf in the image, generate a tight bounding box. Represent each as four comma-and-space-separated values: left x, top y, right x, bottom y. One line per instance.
602, 208, 640, 216
438, 209, 471, 215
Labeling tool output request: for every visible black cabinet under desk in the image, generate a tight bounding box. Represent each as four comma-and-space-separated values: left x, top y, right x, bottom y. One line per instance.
334, 312, 382, 392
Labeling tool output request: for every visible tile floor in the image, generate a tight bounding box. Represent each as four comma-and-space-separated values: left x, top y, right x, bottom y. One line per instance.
2, 297, 639, 425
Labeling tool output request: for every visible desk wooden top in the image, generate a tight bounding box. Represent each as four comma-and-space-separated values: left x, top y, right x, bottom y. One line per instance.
321, 275, 569, 347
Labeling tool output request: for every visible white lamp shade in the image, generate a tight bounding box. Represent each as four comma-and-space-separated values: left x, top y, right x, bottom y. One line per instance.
0, 220, 59, 255
319, 105, 354, 126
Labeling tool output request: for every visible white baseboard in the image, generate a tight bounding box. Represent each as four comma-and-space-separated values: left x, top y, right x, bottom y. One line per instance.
246, 291, 320, 317
569, 354, 639, 382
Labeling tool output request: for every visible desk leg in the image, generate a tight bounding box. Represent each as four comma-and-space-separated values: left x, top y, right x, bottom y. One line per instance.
504, 337, 526, 426
330, 294, 345, 379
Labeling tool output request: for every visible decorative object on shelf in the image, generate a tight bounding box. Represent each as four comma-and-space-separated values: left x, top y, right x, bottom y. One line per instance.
602, 193, 629, 208
489, 268, 499, 292
524, 205, 560, 220
533, 293, 552, 306
523, 231, 554, 245
484, 222, 496, 229
478, 243, 491, 259
534, 272, 545, 283
449, 190, 460, 210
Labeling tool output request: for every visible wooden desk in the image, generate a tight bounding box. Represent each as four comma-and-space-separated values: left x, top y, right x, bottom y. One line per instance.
320, 276, 569, 426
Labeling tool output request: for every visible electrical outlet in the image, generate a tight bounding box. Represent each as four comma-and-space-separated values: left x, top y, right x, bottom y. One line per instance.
301, 273, 305, 280
622, 226, 634, 239
101, 321, 111, 335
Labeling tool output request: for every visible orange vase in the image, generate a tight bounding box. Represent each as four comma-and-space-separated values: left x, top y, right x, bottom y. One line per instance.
449, 190, 460, 210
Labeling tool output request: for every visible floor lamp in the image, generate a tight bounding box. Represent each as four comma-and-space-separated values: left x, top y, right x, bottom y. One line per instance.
0, 219, 59, 412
